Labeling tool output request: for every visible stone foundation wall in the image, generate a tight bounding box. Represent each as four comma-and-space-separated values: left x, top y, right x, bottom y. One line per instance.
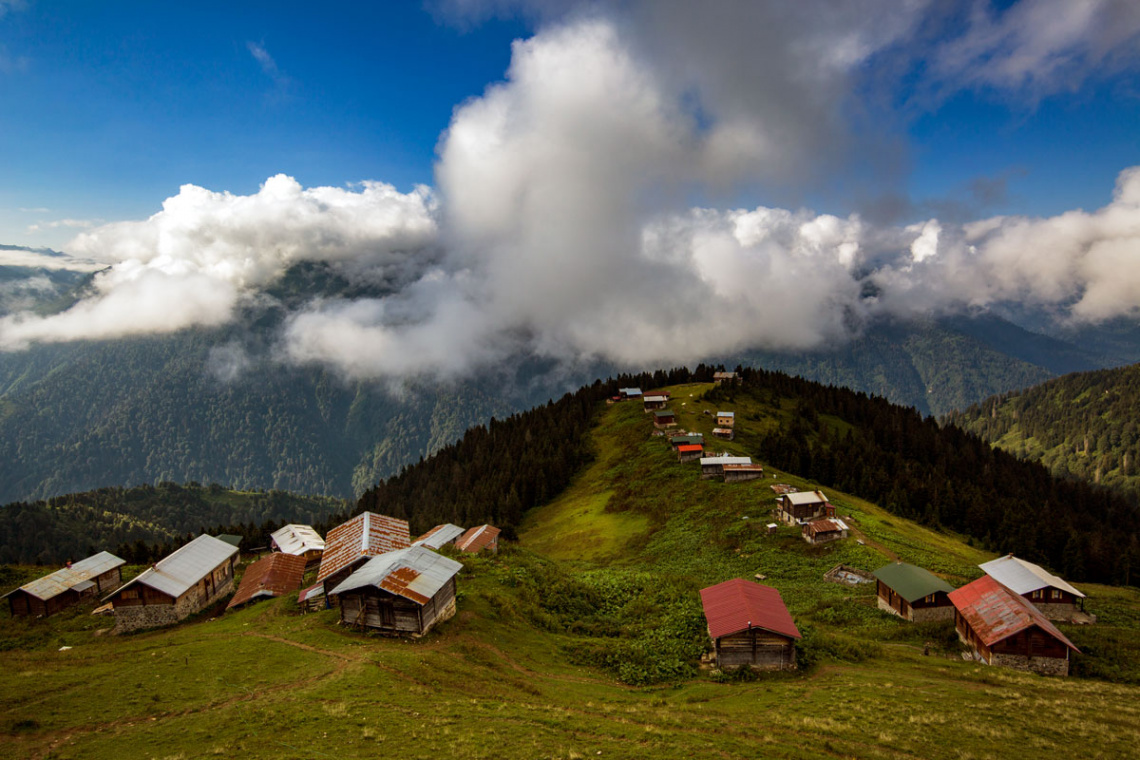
992, 652, 1069, 677
114, 575, 234, 633
877, 596, 904, 619
1030, 602, 1077, 621
910, 605, 954, 623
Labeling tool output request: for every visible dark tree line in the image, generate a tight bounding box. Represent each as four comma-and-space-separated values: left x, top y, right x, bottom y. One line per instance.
709, 368, 1140, 585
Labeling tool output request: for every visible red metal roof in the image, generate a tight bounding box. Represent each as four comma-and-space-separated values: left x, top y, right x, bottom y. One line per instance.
677, 444, 703, 453
455, 524, 501, 553
804, 518, 843, 536
699, 578, 801, 641
227, 553, 308, 610
316, 512, 411, 582
948, 575, 1078, 652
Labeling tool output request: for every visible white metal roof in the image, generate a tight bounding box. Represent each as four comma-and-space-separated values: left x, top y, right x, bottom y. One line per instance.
783, 490, 829, 506
699, 456, 752, 467
413, 524, 466, 549
327, 545, 462, 605
270, 524, 326, 555
619, 387, 642, 396
979, 554, 1085, 598
643, 395, 669, 402
717, 411, 735, 418
4, 551, 125, 602
110, 535, 238, 601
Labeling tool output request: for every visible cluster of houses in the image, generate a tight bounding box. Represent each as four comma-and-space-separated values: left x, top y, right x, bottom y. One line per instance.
698, 553, 1087, 676
4, 515, 500, 639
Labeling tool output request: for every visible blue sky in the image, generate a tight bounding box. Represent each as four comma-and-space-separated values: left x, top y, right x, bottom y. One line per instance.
1, 1, 1138, 249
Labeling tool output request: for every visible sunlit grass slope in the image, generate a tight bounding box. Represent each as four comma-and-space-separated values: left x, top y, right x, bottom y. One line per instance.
3, 382, 1140, 759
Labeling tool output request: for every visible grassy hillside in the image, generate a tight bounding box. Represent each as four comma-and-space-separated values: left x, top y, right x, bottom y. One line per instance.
947, 363, 1140, 503
3, 382, 1140, 758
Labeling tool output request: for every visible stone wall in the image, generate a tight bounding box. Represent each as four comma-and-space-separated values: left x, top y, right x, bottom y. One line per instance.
992, 652, 1069, 677
114, 574, 234, 633
877, 596, 904, 619
1031, 602, 1077, 621
910, 605, 954, 623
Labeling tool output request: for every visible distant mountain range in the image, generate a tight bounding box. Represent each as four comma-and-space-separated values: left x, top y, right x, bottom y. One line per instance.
2, 252, 1138, 505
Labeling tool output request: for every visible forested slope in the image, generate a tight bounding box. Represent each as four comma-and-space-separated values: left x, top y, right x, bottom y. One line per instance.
946, 363, 1140, 504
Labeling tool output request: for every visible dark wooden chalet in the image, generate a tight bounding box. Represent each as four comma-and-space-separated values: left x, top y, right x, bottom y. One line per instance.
105, 535, 238, 632
669, 434, 703, 449
315, 511, 412, 596
949, 575, 1079, 676
722, 463, 763, 483
653, 409, 677, 429
777, 490, 834, 525
801, 518, 848, 545
455, 524, 501, 554
872, 562, 955, 622
979, 554, 1086, 621
329, 546, 462, 637
677, 443, 704, 463
642, 394, 669, 412
699, 578, 801, 670
4, 551, 125, 618
700, 455, 752, 480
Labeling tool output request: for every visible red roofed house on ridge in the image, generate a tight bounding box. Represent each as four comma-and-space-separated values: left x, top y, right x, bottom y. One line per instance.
699, 578, 801, 671
455, 524, 501, 554
949, 575, 1079, 676
316, 512, 411, 596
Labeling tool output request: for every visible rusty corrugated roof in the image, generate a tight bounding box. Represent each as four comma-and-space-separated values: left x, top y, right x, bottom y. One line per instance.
700, 578, 801, 641
804, 518, 847, 536
327, 545, 462, 606
948, 575, 1078, 652
455, 524, 500, 554
316, 512, 411, 583
722, 463, 762, 471
227, 553, 308, 610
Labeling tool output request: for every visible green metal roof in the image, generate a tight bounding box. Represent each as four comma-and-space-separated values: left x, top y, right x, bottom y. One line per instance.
872, 562, 954, 603
653, 409, 674, 418
215, 534, 243, 548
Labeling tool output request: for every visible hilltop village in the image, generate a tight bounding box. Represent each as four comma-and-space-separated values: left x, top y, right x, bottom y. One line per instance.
5, 377, 1093, 682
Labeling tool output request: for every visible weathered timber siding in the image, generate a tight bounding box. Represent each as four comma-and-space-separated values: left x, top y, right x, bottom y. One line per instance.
112, 558, 236, 633
714, 629, 796, 670
338, 578, 457, 638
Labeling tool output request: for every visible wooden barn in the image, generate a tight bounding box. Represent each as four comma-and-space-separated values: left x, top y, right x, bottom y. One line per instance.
618, 387, 642, 400
4, 551, 125, 618
269, 524, 326, 566
713, 371, 738, 385
653, 409, 677, 429
414, 523, 466, 550
315, 511, 411, 595
105, 535, 238, 632
699, 578, 801, 670
979, 554, 1086, 621
677, 443, 704, 462
716, 411, 735, 428
669, 434, 703, 449
329, 545, 462, 637
802, 518, 848, 545
711, 427, 734, 440
872, 562, 955, 622
700, 455, 752, 480
642, 394, 669, 411
722, 463, 763, 483
777, 490, 834, 525
949, 575, 1079, 676
226, 552, 308, 611
455, 524, 501, 554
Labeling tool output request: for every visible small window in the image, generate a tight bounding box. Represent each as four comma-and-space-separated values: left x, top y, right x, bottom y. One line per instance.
925, 594, 936, 604
1031, 589, 1043, 599
122, 589, 138, 600
1051, 589, 1063, 600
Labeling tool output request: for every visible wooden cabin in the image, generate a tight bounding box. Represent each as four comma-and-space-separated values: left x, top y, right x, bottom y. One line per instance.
316, 511, 411, 596
270, 524, 326, 567
669, 434, 703, 449
716, 411, 735, 428
414, 523, 466, 550
949, 575, 1079, 676
979, 554, 1086, 621
699, 578, 800, 671
700, 456, 752, 480
618, 387, 642, 400
455, 524, 501, 554
677, 443, 704, 463
226, 552, 308, 611
653, 409, 677, 429
872, 562, 955, 622
722, 463, 763, 483
713, 371, 738, 385
777, 490, 834, 525
329, 546, 462, 637
642, 394, 669, 412
4, 551, 125, 618
711, 427, 734, 440
801, 518, 848, 545
105, 535, 238, 633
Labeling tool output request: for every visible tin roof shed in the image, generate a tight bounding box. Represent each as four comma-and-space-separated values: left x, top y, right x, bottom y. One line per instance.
979, 555, 1085, 598
328, 546, 462, 606
317, 512, 411, 583
949, 575, 1078, 652
109, 535, 237, 600
700, 578, 801, 640
3, 551, 125, 602
872, 562, 954, 603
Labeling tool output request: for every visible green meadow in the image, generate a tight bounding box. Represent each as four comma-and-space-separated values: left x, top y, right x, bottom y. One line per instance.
3, 383, 1139, 759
